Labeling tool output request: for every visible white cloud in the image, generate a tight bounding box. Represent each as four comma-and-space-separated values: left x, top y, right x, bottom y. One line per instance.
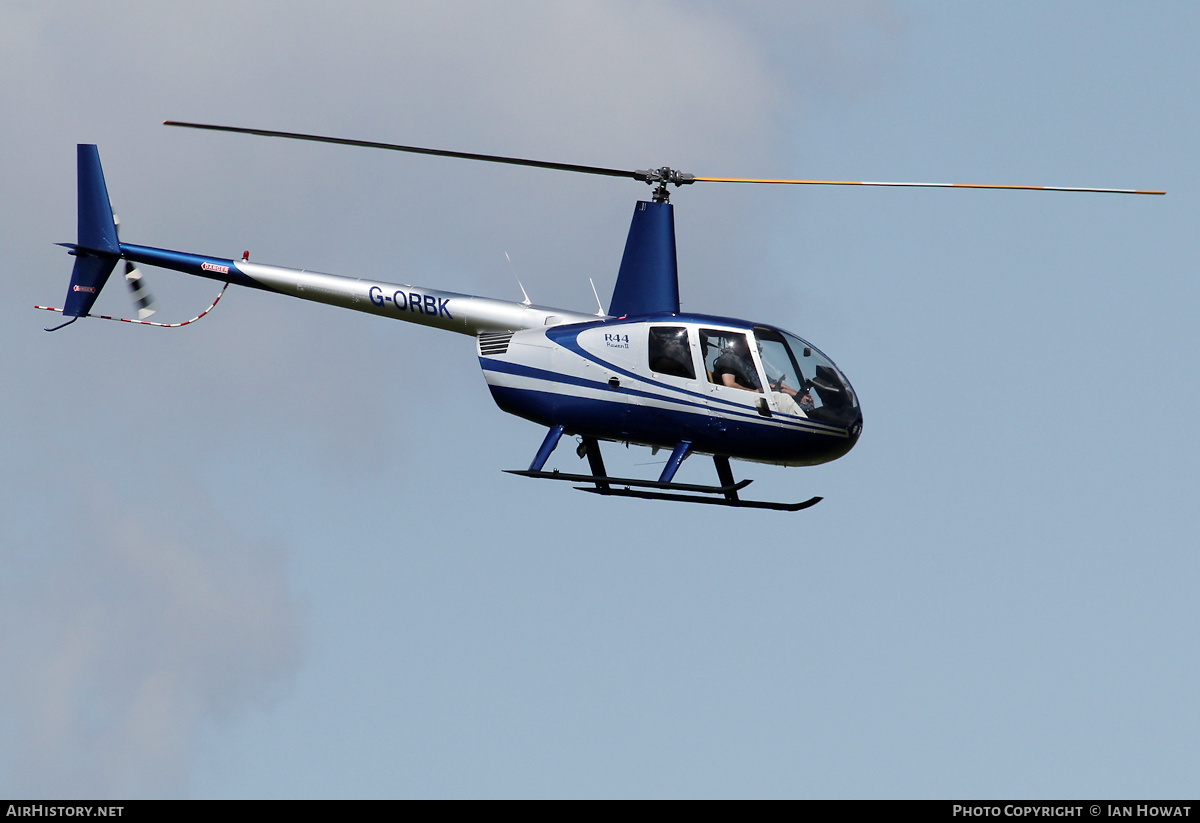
0, 483, 302, 798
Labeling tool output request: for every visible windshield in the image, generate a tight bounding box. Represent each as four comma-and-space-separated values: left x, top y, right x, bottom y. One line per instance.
755, 327, 859, 426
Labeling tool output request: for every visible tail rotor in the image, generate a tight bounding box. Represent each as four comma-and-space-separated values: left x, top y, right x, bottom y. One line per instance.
114, 216, 156, 320
39, 144, 225, 330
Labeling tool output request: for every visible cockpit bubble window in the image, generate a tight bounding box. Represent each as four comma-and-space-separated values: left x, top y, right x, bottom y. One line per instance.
756, 326, 859, 426
756, 335, 803, 396
647, 326, 695, 380
701, 329, 763, 392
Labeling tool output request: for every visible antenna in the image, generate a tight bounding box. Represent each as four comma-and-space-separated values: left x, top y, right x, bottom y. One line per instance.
589, 278, 605, 317
505, 252, 531, 306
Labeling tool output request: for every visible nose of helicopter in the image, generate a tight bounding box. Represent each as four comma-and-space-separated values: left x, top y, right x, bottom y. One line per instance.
778, 410, 862, 466
826, 411, 863, 462
821, 410, 864, 463
848, 412, 863, 445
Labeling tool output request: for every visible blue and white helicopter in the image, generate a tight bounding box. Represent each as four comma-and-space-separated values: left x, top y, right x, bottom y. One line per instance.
43, 124, 1164, 510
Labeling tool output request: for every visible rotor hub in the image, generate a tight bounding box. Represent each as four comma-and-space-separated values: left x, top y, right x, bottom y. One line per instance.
633, 167, 695, 203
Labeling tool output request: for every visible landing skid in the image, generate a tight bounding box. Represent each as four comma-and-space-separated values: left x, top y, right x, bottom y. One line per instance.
505, 469, 752, 495
576, 484, 822, 511
510, 429, 822, 511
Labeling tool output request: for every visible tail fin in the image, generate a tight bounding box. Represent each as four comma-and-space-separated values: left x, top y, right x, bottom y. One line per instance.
61, 145, 121, 318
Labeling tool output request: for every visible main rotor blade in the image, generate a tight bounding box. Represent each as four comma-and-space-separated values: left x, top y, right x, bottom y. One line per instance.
693, 176, 1165, 195
164, 121, 639, 180
164, 122, 1164, 195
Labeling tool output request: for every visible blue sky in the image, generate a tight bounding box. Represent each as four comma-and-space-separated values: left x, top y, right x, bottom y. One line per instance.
1, 1, 1196, 798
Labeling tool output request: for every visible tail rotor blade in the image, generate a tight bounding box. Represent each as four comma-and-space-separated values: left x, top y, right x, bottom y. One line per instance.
124, 259, 156, 319
114, 216, 156, 319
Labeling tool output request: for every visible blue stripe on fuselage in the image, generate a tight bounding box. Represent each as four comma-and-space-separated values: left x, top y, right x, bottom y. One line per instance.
486, 384, 853, 465
480, 347, 844, 436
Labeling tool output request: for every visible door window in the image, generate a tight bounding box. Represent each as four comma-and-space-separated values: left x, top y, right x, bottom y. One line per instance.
647, 326, 696, 379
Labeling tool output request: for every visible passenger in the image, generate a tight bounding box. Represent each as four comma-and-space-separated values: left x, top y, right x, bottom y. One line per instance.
711, 336, 761, 391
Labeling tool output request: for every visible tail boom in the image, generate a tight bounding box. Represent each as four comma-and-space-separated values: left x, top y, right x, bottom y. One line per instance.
117, 245, 595, 335
54, 144, 596, 335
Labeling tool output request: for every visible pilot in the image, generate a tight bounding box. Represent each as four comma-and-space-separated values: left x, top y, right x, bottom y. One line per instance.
770, 377, 815, 416
758, 344, 815, 415
713, 335, 814, 417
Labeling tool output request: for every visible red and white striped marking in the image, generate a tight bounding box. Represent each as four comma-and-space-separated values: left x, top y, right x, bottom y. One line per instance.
35, 282, 229, 327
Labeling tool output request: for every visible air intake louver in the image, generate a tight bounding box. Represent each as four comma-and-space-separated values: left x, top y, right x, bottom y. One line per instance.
477, 332, 514, 356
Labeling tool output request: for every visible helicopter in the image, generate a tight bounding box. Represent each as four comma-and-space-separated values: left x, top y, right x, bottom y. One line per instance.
40, 124, 1164, 511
